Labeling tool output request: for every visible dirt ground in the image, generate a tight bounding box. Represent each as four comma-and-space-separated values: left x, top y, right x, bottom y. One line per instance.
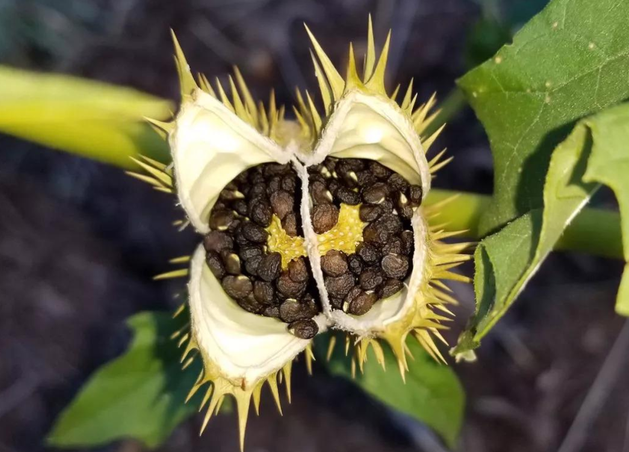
1, 1, 628, 451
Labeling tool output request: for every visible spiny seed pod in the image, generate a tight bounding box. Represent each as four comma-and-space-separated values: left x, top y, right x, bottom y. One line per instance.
131, 19, 471, 451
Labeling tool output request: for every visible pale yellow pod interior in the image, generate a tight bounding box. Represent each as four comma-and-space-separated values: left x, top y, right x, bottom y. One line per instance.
171, 89, 290, 234
188, 245, 328, 387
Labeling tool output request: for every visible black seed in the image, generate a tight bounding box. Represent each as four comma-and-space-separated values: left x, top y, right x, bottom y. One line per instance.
409, 185, 423, 207
356, 170, 377, 187
341, 170, 359, 188
381, 254, 410, 279
312, 203, 339, 233
267, 176, 282, 195
347, 254, 364, 275
209, 209, 235, 230
343, 158, 366, 171
321, 250, 349, 277
282, 174, 298, 193
282, 212, 299, 237
280, 299, 311, 322
320, 165, 333, 178
337, 160, 364, 183
262, 305, 280, 318
222, 275, 253, 299
233, 199, 249, 216
382, 237, 403, 255
302, 294, 321, 316
221, 250, 241, 275
253, 280, 276, 305
328, 179, 341, 195
309, 172, 325, 184
270, 190, 294, 220
240, 245, 263, 261
374, 214, 403, 235
380, 278, 404, 299
288, 319, 318, 339
336, 186, 361, 205
241, 222, 268, 243
329, 296, 344, 310
395, 192, 414, 220
335, 161, 350, 176
359, 267, 385, 291
323, 158, 337, 172
400, 230, 414, 255
398, 204, 414, 220
388, 173, 409, 192
369, 161, 392, 179
359, 204, 382, 222
342, 286, 362, 309
220, 189, 244, 201
310, 180, 333, 204
257, 252, 282, 282
348, 291, 378, 316
251, 173, 265, 185
249, 183, 267, 199
379, 198, 394, 214
213, 201, 227, 211
237, 293, 264, 314
206, 251, 226, 279
362, 182, 389, 204
203, 231, 234, 253
244, 255, 262, 276
234, 227, 252, 246
277, 272, 307, 298
288, 257, 309, 283
263, 163, 289, 178
324, 273, 355, 299
250, 201, 273, 227
357, 243, 381, 264
227, 218, 242, 233
363, 223, 390, 245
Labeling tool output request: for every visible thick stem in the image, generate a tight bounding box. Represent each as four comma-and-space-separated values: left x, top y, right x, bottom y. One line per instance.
425, 189, 623, 260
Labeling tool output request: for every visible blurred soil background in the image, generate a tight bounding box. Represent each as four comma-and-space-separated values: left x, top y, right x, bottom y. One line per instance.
0, 0, 628, 451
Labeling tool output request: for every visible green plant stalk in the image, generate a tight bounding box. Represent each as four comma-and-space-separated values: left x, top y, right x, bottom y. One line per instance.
426, 189, 623, 260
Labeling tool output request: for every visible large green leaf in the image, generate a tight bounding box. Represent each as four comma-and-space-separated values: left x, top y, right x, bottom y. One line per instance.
0, 66, 171, 167
453, 0, 629, 355
321, 336, 465, 449
459, 0, 629, 234
48, 311, 202, 449
454, 103, 629, 355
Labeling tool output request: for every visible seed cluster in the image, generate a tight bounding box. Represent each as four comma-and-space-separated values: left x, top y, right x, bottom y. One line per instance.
308, 158, 420, 316
203, 163, 321, 339
203, 157, 422, 339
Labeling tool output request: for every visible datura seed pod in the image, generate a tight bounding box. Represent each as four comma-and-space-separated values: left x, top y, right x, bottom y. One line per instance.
130, 19, 471, 450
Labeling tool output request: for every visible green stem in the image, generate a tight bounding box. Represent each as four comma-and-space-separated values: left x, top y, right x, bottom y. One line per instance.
426, 189, 624, 260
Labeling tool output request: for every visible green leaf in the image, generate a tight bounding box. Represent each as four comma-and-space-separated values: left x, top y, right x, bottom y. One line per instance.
453, 0, 629, 356
321, 336, 465, 449
459, 0, 629, 235
454, 103, 629, 356
0, 66, 172, 168
48, 311, 201, 449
